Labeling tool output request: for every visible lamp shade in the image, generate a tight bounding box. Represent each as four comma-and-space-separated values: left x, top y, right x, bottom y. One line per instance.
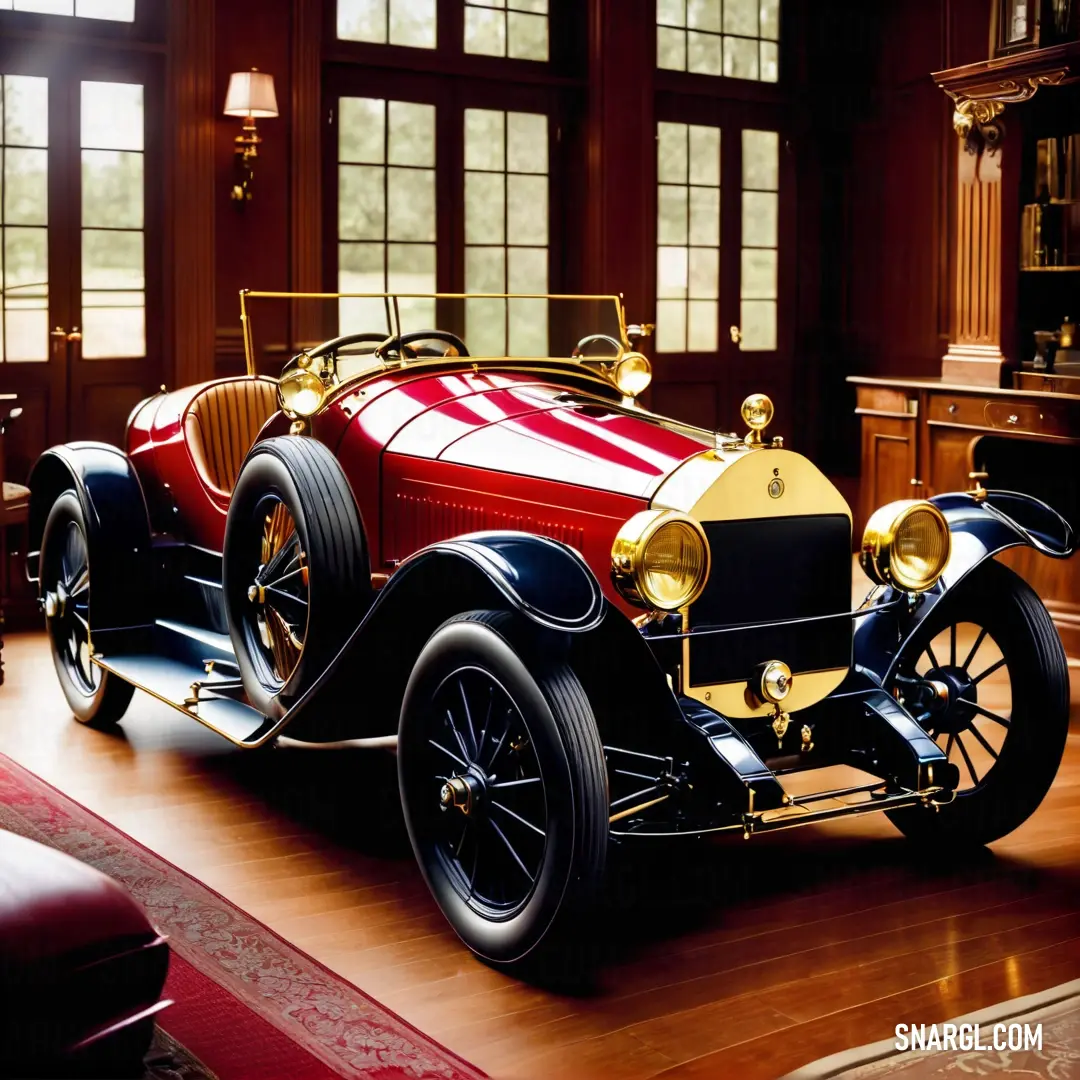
223, 70, 279, 119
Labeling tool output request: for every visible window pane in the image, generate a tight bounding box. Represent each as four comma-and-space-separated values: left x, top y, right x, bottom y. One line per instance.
338, 0, 386, 42
740, 248, 776, 299
388, 101, 434, 167
723, 35, 759, 79
387, 166, 435, 241
743, 129, 779, 189
387, 242, 435, 293
742, 190, 777, 247
5, 301, 48, 362
688, 125, 720, 185
508, 296, 547, 355
465, 172, 505, 244
687, 300, 717, 352
82, 228, 144, 289
339, 241, 384, 292
82, 150, 143, 229
465, 109, 504, 171
689, 186, 720, 245
340, 98, 385, 164
13, 0, 71, 12
657, 185, 688, 245
4, 226, 46, 293
658, 122, 688, 184
724, 0, 757, 35
4, 148, 47, 224
3, 75, 47, 147
657, 0, 685, 24
508, 246, 546, 293
761, 0, 780, 39
507, 173, 546, 245
761, 40, 779, 83
339, 164, 385, 240
82, 81, 143, 151
466, 246, 506, 293
389, 0, 436, 47
75, 0, 135, 20
657, 247, 688, 299
740, 299, 776, 351
687, 0, 720, 32
508, 112, 547, 174
655, 299, 686, 353
688, 246, 719, 298
466, 297, 506, 358
657, 27, 686, 70
465, 6, 506, 55
688, 31, 723, 75
508, 11, 548, 60
81, 290, 145, 358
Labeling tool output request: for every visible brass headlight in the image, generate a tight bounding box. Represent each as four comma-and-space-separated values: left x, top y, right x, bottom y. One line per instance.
278, 370, 326, 417
861, 499, 951, 592
611, 509, 710, 611
613, 352, 652, 398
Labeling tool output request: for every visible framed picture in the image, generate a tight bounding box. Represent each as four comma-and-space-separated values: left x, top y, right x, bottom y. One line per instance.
991, 0, 1079, 56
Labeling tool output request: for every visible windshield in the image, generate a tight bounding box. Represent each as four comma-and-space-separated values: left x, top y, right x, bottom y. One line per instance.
239, 291, 629, 377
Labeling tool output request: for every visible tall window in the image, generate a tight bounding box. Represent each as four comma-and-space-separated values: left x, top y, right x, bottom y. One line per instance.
81, 80, 145, 359
336, 0, 437, 48
655, 122, 720, 354
464, 0, 549, 61
337, 97, 437, 330
740, 129, 778, 351
657, 0, 780, 82
464, 108, 548, 356
0, 0, 134, 19
1, 74, 48, 362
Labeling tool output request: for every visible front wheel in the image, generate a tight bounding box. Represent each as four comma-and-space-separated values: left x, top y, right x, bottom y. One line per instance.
887, 559, 1069, 847
41, 491, 134, 728
398, 611, 608, 966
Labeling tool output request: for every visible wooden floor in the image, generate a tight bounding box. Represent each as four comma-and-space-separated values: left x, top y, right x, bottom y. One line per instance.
2, 619, 1079, 1079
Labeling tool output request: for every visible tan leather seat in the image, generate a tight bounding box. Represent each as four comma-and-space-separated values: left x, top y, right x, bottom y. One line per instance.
184, 378, 279, 496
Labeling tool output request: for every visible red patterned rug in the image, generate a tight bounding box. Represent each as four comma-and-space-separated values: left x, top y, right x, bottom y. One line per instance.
0, 752, 486, 1080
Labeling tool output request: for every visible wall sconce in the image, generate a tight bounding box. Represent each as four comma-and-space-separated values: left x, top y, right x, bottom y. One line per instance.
223, 68, 279, 204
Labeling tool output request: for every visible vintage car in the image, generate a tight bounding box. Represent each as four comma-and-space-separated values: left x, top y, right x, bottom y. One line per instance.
25, 291, 1076, 967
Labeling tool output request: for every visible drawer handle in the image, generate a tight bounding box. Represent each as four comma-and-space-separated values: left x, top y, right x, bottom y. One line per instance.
947, 403, 958, 415
1007, 414, 1019, 425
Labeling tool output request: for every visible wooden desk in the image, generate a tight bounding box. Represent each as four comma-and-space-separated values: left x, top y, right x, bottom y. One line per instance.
849, 374, 1080, 656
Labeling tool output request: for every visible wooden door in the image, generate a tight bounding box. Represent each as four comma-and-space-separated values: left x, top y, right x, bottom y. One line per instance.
0, 42, 163, 480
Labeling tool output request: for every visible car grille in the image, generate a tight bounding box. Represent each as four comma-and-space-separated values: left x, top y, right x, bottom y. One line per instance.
687, 513, 852, 686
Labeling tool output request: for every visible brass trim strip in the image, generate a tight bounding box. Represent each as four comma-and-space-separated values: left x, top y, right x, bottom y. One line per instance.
609, 793, 670, 824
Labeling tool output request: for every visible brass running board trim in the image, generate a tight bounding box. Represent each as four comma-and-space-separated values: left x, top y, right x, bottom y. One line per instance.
91, 655, 278, 749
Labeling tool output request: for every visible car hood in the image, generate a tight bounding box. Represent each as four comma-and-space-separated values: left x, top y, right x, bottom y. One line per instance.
364, 372, 715, 499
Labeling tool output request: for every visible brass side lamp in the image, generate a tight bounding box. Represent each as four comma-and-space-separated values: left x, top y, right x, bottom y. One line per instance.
223, 69, 279, 204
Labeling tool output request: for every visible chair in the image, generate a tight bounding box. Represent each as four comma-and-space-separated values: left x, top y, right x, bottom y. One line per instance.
0, 399, 28, 688
183, 377, 279, 497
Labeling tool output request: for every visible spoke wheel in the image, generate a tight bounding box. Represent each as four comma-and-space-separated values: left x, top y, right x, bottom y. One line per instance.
426, 667, 548, 918
41, 492, 133, 728
893, 619, 1012, 794
399, 610, 607, 966
886, 559, 1068, 847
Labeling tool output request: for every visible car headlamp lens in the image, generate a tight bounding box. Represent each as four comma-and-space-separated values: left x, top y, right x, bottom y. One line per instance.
861, 499, 951, 592
613, 352, 652, 398
278, 370, 326, 417
611, 509, 710, 611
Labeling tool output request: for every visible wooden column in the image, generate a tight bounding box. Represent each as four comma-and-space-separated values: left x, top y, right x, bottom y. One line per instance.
169, 0, 216, 387
941, 116, 1007, 387
290, 0, 324, 347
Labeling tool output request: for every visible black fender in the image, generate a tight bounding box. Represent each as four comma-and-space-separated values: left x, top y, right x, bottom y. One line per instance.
280, 531, 605, 740
853, 489, 1074, 685
26, 443, 153, 630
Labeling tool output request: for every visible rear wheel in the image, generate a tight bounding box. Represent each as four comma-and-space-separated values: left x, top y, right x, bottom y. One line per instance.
887, 559, 1068, 846
41, 492, 134, 728
398, 610, 608, 966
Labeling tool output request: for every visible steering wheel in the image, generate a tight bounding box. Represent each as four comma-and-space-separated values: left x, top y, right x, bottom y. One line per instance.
572, 333, 623, 359
298, 332, 391, 364
374, 329, 470, 361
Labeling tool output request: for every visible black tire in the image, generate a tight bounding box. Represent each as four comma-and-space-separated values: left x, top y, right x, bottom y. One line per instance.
41, 491, 134, 728
223, 436, 370, 719
398, 610, 608, 966
887, 559, 1069, 846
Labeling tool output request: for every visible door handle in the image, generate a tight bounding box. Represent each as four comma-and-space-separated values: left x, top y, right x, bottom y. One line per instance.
729, 325, 742, 344
67, 329, 82, 343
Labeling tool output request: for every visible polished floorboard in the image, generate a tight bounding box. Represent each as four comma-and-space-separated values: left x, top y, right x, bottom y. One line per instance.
1, 615, 1079, 1079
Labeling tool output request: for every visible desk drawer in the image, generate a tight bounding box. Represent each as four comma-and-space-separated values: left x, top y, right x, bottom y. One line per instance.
929, 395, 1074, 438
